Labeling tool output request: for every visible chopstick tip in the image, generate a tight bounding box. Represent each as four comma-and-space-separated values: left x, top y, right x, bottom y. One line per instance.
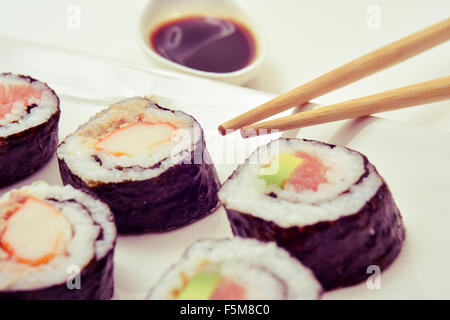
218, 125, 227, 136
218, 125, 241, 136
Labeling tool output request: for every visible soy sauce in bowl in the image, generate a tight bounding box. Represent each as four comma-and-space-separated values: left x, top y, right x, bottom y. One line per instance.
150, 16, 256, 73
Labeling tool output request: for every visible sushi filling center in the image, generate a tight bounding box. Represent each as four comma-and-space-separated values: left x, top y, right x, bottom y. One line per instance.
169, 259, 289, 300
260, 152, 328, 192
175, 271, 246, 300
0, 198, 72, 266
0, 83, 42, 121
95, 122, 177, 157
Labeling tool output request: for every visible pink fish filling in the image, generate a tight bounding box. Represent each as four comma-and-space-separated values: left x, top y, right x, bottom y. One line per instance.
286, 151, 328, 192
0, 84, 42, 119
210, 279, 246, 300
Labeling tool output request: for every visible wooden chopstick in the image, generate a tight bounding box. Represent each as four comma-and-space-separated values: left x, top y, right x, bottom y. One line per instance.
240, 76, 450, 138
218, 18, 450, 135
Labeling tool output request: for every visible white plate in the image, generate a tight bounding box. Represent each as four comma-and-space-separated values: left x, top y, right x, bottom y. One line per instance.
1, 36, 449, 299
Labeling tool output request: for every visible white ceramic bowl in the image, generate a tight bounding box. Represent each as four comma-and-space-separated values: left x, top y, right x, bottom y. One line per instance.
138, 0, 269, 85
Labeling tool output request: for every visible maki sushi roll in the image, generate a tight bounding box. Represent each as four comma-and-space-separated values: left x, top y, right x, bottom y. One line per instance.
148, 238, 322, 300
220, 138, 405, 290
0, 181, 116, 300
0, 73, 60, 186
58, 97, 220, 233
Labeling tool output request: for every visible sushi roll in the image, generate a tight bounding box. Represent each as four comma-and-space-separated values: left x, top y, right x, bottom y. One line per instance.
0, 181, 116, 300
219, 138, 405, 290
57, 97, 220, 233
148, 238, 322, 300
0, 73, 60, 186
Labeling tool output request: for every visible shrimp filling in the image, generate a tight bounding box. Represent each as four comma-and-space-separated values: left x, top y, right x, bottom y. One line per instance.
94, 122, 177, 157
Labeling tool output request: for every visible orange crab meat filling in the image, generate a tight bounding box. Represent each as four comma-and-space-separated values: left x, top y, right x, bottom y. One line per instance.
0, 198, 71, 266
95, 122, 177, 156
0, 83, 42, 119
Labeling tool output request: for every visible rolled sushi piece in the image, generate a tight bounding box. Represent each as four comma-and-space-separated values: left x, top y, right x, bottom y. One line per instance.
148, 238, 322, 300
219, 138, 405, 290
0, 73, 60, 187
0, 181, 116, 300
57, 97, 220, 233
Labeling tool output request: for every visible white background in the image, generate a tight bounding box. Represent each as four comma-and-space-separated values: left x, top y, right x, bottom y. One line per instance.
0, 0, 449, 130
1, 0, 450, 299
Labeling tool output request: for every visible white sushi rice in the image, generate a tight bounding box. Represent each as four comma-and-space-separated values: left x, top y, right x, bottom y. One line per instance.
0, 181, 116, 291
57, 97, 203, 185
0, 74, 59, 137
148, 238, 321, 300
219, 139, 383, 228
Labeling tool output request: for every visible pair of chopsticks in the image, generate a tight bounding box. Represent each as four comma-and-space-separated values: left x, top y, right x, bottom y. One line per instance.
218, 18, 450, 138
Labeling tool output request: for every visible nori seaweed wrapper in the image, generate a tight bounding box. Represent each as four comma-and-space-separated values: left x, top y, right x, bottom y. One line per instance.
0, 250, 114, 300
0, 74, 60, 187
58, 125, 221, 234
223, 140, 406, 291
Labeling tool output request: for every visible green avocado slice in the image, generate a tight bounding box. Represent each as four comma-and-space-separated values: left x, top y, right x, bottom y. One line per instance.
176, 271, 221, 300
259, 153, 304, 188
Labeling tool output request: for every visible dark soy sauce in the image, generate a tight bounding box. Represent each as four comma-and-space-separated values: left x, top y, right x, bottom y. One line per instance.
150, 16, 256, 73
